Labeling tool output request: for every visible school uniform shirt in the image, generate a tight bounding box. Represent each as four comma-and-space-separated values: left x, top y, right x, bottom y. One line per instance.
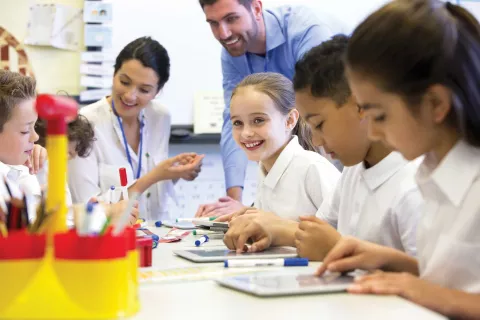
68, 97, 174, 222
254, 136, 340, 221
0, 161, 40, 198
0, 161, 73, 225
317, 152, 422, 256
416, 140, 480, 292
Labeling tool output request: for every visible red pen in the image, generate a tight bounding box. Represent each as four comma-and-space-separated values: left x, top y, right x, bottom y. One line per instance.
119, 167, 129, 200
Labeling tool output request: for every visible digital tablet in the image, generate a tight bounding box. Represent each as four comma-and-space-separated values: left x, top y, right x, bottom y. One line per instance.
194, 220, 229, 232
173, 247, 297, 262
216, 271, 354, 297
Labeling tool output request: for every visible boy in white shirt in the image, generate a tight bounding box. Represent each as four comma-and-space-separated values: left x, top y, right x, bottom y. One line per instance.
223, 35, 422, 261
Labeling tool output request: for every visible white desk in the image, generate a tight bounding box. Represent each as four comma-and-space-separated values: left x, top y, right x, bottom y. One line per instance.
134, 227, 447, 320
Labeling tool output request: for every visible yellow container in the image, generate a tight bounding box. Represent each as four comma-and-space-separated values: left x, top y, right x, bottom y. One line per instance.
0, 230, 137, 319
125, 228, 140, 316
0, 231, 46, 313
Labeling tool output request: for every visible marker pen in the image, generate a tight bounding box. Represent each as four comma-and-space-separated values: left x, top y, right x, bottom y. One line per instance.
224, 258, 309, 268
195, 235, 209, 246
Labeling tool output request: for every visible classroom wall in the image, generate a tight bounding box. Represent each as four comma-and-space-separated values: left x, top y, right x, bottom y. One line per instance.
167, 144, 259, 218
0, 0, 82, 95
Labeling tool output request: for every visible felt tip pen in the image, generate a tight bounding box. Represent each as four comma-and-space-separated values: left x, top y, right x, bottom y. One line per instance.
193, 229, 220, 236
224, 258, 309, 268
177, 217, 216, 222
194, 232, 223, 240
108, 186, 115, 204
79, 202, 95, 235
195, 235, 209, 246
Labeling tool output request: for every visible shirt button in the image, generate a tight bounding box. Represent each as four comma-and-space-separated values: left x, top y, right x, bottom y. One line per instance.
146, 152, 150, 158
146, 192, 151, 198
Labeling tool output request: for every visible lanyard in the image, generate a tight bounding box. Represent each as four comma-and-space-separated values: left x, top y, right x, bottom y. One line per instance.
111, 100, 144, 180
246, 52, 268, 74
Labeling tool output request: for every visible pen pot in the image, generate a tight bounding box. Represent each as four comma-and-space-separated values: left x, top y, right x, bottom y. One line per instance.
52, 229, 130, 318
0, 231, 46, 313
136, 236, 153, 267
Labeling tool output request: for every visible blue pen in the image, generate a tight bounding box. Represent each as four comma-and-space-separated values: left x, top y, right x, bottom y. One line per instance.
195, 235, 209, 246
108, 185, 115, 204
79, 202, 95, 235
155, 220, 162, 227
224, 258, 309, 268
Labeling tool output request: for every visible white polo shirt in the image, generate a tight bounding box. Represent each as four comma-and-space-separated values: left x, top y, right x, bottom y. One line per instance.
0, 161, 73, 225
0, 161, 40, 199
416, 140, 480, 292
254, 136, 340, 221
317, 152, 422, 256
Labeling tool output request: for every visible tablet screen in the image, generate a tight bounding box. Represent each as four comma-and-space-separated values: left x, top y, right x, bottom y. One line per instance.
217, 272, 354, 296
237, 273, 354, 289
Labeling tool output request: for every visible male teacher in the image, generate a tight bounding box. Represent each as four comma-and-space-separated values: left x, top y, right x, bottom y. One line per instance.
196, 0, 340, 217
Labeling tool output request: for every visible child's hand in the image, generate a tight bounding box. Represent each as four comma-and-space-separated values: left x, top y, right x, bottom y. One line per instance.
195, 196, 245, 218
348, 271, 453, 317
316, 237, 394, 276
223, 212, 281, 253
156, 153, 204, 181
215, 207, 275, 222
24, 145, 47, 174
107, 199, 139, 226
295, 215, 341, 261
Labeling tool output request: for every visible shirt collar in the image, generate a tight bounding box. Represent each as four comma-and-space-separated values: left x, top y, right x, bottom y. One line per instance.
261, 136, 302, 189
0, 161, 28, 198
361, 151, 408, 191
0, 161, 25, 181
416, 140, 480, 207
0, 161, 12, 178
263, 9, 286, 52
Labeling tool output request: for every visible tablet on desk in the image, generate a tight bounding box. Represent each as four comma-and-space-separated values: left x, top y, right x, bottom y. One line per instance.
194, 220, 229, 232
173, 247, 297, 262
217, 271, 354, 297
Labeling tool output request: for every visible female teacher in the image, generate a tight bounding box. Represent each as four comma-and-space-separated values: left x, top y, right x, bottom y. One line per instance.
68, 37, 203, 221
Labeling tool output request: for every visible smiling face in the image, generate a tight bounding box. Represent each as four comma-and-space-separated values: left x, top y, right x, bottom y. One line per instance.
203, 0, 262, 57
295, 89, 371, 166
111, 59, 159, 119
0, 98, 39, 165
230, 86, 294, 165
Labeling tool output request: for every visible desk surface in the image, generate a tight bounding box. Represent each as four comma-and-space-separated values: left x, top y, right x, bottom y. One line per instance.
134, 227, 447, 320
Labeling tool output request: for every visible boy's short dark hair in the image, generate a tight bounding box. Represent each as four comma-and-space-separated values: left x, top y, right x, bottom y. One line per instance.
199, 0, 252, 9
0, 70, 36, 132
35, 114, 95, 158
293, 34, 351, 105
